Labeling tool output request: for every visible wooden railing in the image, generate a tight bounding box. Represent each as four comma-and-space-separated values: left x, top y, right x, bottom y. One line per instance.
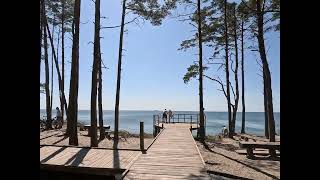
152, 113, 203, 137
153, 113, 199, 125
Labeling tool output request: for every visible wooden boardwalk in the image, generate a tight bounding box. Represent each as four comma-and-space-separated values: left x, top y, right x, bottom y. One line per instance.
124, 123, 210, 180
40, 146, 140, 176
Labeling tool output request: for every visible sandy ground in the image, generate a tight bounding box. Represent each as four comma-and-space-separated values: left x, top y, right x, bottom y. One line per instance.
41, 125, 279, 179
40, 126, 154, 150
196, 134, 280, 180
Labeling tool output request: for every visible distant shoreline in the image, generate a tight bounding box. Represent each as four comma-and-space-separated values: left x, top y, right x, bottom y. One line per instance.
40, 109, 280, 113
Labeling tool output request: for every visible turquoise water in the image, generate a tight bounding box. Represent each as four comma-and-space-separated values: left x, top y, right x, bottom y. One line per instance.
40, 110, 280, 136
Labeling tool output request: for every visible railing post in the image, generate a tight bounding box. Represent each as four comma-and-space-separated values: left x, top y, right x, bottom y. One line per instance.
153, 115, 156, 137
157, 115, 159, 126
140, 121, 144, 151
190, 115, 192, 127
184, 114, 185, 123
197, 114, 199, 129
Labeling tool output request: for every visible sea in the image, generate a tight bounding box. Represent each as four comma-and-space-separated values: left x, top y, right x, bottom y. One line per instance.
40, 110, 280, 136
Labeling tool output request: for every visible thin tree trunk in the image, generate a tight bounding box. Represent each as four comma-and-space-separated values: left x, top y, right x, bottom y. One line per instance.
40, 1, 43, 77
45, 16, 68, 127
90, 0, 101, 147
56, 28, 62, 123
114, 0, 126, 142
231, 6, 239, 135
67, 0, 81, 146
50, 18, 55, 114
98, 49, 104, 140
197, 0, 205, 141
263, 77, 269, 138
224, 0, 232, 138
42, 0, 52, 130
61, 0, 65, 124
240, 19, 246, 134
256, 0, 276, 144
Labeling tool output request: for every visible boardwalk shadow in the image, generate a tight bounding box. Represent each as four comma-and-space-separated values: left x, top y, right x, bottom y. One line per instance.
113, 139, 120, 169
201, 141, 280, 180
206, 170, 254, 180
185, 173, 212, 180
65, 148, 90, 166
41, 147, 67, 163
52, 136, 68, 145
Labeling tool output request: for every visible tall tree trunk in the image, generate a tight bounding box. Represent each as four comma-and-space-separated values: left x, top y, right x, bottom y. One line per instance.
90, 0, 101, 147
197, 0, 205, 141
67, 0, 81, 146
98, 49, 105, 140
256, 0, 276, 144
56, 28, 62, 123
50, 18, 55, 114
240, 19, 246, 134
224, 0, 232, 138
42, 0, 52, 130
231, 6, 239, 135
61, 0, 65, 124
40, 0, 43, 77
114, 0, 126, 142
263, 77, 269, 138
45, 16, 68, 130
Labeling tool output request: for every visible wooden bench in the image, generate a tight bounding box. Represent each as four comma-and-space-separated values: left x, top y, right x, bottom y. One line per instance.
235, 149, 280, 156
84, 125, 110, 136
239, 141, 280, 158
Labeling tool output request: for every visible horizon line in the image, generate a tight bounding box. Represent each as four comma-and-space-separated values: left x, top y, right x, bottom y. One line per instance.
40, 109, 280, 113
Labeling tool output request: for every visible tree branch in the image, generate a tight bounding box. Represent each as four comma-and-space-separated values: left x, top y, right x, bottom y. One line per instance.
264, 10, 280, 13
229, 81, 236, 99
101, 17, 139, 29
170, 13, 194, 19
241, 0, 256, 12
204, 75, 228, 99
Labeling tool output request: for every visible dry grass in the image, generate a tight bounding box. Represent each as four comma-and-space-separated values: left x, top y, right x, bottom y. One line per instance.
40, 124, 154, 150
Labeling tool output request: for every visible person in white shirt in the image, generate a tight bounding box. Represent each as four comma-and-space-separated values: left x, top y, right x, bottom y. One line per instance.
222, 125, 228, 137
55, 107, 62, 129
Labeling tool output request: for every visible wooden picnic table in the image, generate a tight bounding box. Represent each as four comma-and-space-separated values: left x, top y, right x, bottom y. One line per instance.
239, 141, 280, 158
83, 125, 111, 136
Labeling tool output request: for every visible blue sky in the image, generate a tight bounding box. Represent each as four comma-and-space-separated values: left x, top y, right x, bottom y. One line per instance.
40, 0, 280, 112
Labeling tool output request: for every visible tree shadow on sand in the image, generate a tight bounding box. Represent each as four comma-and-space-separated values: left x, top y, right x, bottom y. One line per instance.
64, 148, 90, 166
41, 146, 67, 163
52, 135, 69, 145
113, 139, 120, 169
206, 140, 239, 152
201, 141, 280, 180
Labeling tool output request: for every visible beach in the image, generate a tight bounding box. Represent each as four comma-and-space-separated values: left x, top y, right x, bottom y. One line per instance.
40, 124, 154, 150
196, 134, 280, 180
41, 123, 280, 179
40, 110, 280, 136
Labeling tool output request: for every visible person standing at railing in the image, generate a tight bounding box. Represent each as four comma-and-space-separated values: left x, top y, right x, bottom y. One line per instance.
162, 109, 168, 123
168, 110, 173, 123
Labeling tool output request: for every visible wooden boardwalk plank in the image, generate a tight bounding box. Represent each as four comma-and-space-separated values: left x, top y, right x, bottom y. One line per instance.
124, 123, 209, 179
40, 146, 142, 174
40, 123, 209, 179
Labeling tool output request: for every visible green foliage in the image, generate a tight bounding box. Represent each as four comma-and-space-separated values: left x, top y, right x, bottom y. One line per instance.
183, 64, 208, 84
40, 83, 46, 93
178, 0, 237, 56
183, 64, 200, 83
44, 0, 74, 31
206, 135, 222, 142
127, 0, 179, 26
